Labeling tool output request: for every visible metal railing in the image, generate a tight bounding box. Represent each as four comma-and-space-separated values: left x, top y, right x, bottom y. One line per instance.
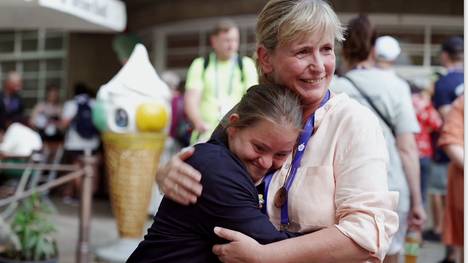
0, 153, 95, 263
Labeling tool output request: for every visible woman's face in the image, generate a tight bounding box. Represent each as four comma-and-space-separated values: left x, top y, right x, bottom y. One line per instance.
258, 32, 335, 113
47, 89, 59, 104
227, 116, 298, 183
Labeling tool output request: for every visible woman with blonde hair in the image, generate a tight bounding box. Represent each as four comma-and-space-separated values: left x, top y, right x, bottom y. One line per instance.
157, 0, 399, 262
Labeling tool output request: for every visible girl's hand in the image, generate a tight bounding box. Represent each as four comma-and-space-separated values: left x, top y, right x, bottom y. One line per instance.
156, 147, 202, 205
213, 227, 264, 263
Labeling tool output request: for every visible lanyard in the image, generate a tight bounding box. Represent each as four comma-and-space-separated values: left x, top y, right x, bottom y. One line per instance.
263, 89, 331, 229
213, 54, 237, 99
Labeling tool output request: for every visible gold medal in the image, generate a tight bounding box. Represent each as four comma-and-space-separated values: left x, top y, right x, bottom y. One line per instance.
273, 186, 288, 208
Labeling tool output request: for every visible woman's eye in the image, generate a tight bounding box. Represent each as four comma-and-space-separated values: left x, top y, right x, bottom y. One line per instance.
295, 49, 309, 57
321, 46, 333, 54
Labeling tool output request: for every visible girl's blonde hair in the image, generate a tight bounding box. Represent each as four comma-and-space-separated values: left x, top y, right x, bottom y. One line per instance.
226, 84, 303, 132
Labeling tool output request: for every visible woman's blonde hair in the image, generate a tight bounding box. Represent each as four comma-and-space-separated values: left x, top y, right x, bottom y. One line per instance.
256, 0, 344, 77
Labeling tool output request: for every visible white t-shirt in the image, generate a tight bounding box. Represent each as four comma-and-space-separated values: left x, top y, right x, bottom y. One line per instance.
62, 97, 100, 151
330, 68, 420, 213
0, 123, 42, 157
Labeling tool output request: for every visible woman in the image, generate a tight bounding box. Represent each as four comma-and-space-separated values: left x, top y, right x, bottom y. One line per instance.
30, 84, 63, 143
439, 95, 464, 263
331, 15, 426, 263
157, 1, 398, 262
127, 85, 302, 262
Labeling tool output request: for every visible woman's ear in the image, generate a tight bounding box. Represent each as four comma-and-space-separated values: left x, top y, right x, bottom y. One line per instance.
257, 45, 273, 74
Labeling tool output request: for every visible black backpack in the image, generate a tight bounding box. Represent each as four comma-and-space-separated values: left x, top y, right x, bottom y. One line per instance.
73, 96, 99, 139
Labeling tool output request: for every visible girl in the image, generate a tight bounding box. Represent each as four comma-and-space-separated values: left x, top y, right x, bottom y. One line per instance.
127, 84, 303, 263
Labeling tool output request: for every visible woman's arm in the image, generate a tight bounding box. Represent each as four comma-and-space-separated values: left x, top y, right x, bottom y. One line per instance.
213, 226, 370, 263
443, 144, 464, 169
156, 148, 203, 205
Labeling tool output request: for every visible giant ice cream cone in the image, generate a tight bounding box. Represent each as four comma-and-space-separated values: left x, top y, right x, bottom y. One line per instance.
102, 132, 166, 238
94, 43, 171, 262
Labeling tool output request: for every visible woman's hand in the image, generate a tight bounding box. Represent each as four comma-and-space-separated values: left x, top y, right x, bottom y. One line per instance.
156, 148, 203, 205
212, 227, 264, 263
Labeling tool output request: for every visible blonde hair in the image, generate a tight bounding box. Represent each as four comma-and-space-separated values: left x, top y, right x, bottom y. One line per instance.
226, 84, 303, 132
256, 0, 344, 76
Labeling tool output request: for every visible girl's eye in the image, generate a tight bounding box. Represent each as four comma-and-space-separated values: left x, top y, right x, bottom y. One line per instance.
253, 144, 266, 153
274, 152, 290, 159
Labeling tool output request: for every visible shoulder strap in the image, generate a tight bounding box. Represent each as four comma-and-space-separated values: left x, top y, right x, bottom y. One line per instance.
237, 55, 245, 83
343, 75, 396, 136
203, 54, 210, 71
202, 53, 210, 82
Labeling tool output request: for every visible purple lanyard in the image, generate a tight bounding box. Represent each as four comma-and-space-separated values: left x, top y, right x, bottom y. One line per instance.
263, 90, 330, 228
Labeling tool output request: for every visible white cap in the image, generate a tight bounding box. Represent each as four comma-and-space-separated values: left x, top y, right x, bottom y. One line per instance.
375, 36, 401, 61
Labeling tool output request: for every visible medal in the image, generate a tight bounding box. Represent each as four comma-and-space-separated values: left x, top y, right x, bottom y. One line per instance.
273, 186, 288, 208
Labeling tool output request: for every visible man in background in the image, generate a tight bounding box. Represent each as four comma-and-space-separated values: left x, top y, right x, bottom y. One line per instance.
0, 71, 24, 131
184, 19, 258, 144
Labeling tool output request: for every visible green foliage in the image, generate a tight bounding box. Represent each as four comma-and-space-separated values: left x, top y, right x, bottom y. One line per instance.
3, 194, 57, 261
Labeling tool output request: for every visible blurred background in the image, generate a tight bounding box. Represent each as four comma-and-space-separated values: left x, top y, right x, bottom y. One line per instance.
0, 0, 462, 110
0, 0, 463, 263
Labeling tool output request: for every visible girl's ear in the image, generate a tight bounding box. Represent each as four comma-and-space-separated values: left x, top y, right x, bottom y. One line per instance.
228, 113, 240, 124
257, 45, 274, 74
226, 113, 240, 137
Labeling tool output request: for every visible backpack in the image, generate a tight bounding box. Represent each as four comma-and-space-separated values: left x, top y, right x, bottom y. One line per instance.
72, 96, 99, 139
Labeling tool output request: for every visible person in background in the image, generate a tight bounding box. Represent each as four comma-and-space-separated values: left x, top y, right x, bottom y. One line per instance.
156, 1, 399, 262
331, 20, 425, 263
30, 84, 64, 145
184, 19, 258, 144
438, 95, 464, 263
0, 71, 24, 131
128, 84, 303, 263
410, 81, 442, 207
60, 82, 100, 204
426, 37, 463, 262
162, 71, 191, 149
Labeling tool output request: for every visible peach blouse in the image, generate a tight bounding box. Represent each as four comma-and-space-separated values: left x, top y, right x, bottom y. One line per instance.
265, 93, 399, 262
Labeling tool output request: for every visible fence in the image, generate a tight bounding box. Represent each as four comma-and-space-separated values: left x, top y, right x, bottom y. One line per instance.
0, 153, 95, 263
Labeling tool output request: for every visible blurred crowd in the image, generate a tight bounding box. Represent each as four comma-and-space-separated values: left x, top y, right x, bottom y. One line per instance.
0, 15, 463, 263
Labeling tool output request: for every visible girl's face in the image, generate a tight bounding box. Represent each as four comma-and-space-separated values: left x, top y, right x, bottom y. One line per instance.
227, 115, 298, 183
258, 32, 335, 115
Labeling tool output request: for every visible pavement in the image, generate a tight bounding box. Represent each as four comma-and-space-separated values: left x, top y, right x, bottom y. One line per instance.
53, 197, 448, 263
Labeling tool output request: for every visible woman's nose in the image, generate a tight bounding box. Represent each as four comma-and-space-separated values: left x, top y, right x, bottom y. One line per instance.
308, 52, 325, 72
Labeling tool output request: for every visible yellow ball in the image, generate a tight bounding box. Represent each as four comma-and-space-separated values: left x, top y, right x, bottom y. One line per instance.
136, 102, 169, 132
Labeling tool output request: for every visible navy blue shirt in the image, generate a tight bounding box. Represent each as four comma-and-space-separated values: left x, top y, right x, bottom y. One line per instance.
433, 70, 464, 109
127, 136, 297, 263
0, 91, 24, 131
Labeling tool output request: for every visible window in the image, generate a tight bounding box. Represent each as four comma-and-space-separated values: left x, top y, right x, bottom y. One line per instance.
0, 29, 67, 111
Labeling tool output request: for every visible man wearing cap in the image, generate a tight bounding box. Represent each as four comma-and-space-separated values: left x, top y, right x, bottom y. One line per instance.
434, 36, 464, 118
373, 35, 426, 263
